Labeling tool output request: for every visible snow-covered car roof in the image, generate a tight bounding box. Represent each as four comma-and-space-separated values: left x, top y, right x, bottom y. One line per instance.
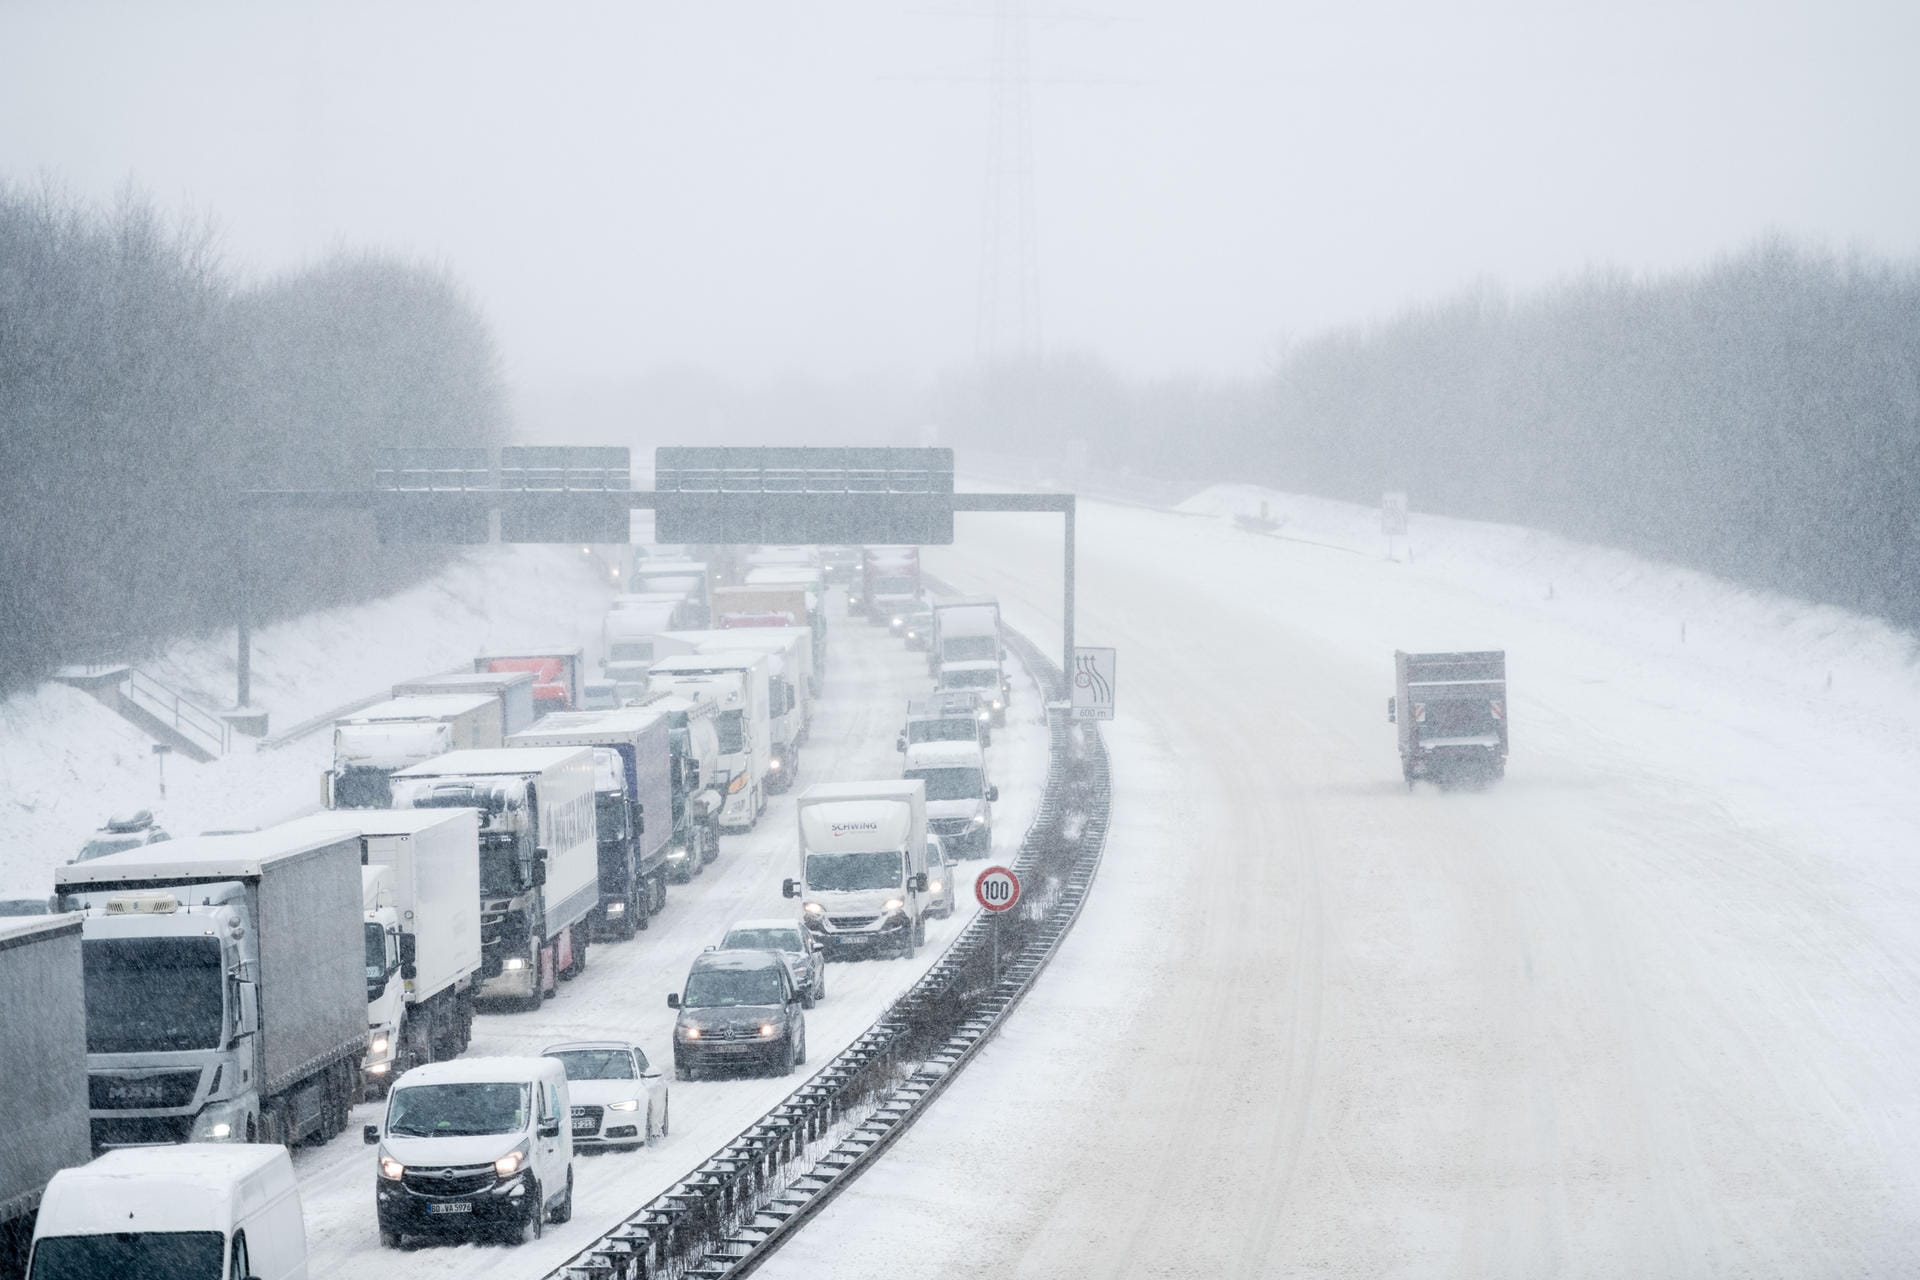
725, 918, 805, 935
393, 1056, 563, 1087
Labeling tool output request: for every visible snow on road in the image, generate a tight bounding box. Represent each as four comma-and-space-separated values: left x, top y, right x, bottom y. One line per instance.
758, 490, 1920, 1278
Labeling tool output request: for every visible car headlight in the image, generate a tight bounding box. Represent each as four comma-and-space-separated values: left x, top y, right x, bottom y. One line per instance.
606, 1099, 640, 1112
727, 772, 748, 794
891, 616, 904, 626
209, 1122, 232, 1139
371, 1036, 390, 1055
883, 897, 905, 914
494, 1149, 526, 1178
379, 1156, 405, 1181
992, 699, 1004, 710
803, 901, 825, 916
769, 757, 782, 772
930, 880, 943, 892
758, 1023, 778, 1038
680, 1025, 702, 1040
978, 710, 990, 721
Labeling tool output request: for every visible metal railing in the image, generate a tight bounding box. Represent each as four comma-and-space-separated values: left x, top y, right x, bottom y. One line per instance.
546, 612, 1109, 1280
123, 668, 230, 757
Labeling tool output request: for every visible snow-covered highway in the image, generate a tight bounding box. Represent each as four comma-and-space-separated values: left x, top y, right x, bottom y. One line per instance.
759, 492, 1920, 1278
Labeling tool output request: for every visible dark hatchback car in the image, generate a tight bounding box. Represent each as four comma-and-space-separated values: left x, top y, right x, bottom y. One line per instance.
667, 949, 807, 1080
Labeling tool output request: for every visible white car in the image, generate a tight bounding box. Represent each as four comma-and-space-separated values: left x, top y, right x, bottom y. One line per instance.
924, 834, 956, 919
542, 1040, 669, 1151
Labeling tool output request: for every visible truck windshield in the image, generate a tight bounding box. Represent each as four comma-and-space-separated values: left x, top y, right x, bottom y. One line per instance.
27, 1230, 224, 1279
388, 1082, 530, 1137
940, 669, 996, 691
82, 937, 223, 1054
715, 709, 745, 755
905, 767, 984, 802
477, 833, 523, 897
941, 636, 997, 661
596, 793, 629, 842
684, 966, 785, 1007
909, 719, 976, 745
547, 1048, 636, 1080
334, 766, 392, 808
805, 850, 904, 892
1419, 700, 1498, 737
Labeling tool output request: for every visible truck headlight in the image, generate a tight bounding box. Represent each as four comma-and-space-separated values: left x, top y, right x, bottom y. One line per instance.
371, 1036, 390, 1055
379, 1156, 405, 1181
930, 880, 943, 892
972, 814, 987, 827
504, 957, 527, 971
494, 1149, 526, 1178
802, 901, 825, 916
367, 1062, 390, 1076
209, 1122, 232, 1139
607, 901, 626, 916
606, 1099, 640, 1112
769, 757, 782, 772
978, 710, 991, 721
883, 898, 905, 915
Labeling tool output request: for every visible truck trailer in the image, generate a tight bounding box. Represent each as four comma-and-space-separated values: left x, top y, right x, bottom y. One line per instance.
652, 630, 810, 790
325, 694, 504, 809
474, 648, 586, 718
646, 653, 772, 832
1389, 650, 1508, 787
55, 828, 366, 1151
636, 692, 726, 882
392, 670, 538, 736
0, 917, 92, 1278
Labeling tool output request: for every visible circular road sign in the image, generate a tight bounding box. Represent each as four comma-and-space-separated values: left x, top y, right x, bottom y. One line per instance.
974, 865, 1022, 913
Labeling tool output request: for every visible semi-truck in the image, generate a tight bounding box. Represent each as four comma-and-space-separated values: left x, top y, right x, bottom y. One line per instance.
931, 599, 1010, 725
0, 916, 92, 1277
392, 670, 538, 736
783, 781, 929, 960
474, 648, 586, 718
711, 585, 826, 677
646, 652, 772, 831
508, 708, 677, 940
604, 600, 686, 671
638, 692, 725, 882
390, 747, 599, 1011
325, 694, 505, 809
55, 828, 366, 1150
1388, 650, 1509, 787
860, 546, 921, 623
653, 629, 810, 789
631, 559, 711, 627
279, 809, 482, 1095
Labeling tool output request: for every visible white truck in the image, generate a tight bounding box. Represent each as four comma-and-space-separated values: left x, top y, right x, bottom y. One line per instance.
653, 629, 811, 790
325, 694, 505, 809
782, 781, 930, 961
639, 692, 726, 882
902, 739, 998, 856
279, 809, 483, 1096
0, 917, 92, 1277
393, 670, 539, 736
631, 559, 712, 627
55, 828, 366, 1150
603, 600, 685, 670
26, 1144, 307, 1280
390, 748, 598, 1012
646, 652, 772, 831
931, 599, 1010, 725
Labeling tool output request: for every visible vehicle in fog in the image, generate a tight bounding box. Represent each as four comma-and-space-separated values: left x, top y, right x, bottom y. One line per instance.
646, 653, 772, 831
652, 629, 811, 791
391, 748, 599, 1011
629, 559, 712, 627
70, 810, 169, 864
473, 648, 586, 718
859, 546, 921, 623
924, 833, 956, 919
323, 694, 504, 809
541, 1040, 668, 1151
56, 828, 365, 1149
366, 1056, 574, 1248
1388, 650, 1509, 787
27, 1144, 306, 1280
783, 781, 930, 960
930, 599, 1010, 725
602, 599, 685, 671
720, 918, 827, 1007
902, 602, 934, 651
637, 692, 725, 882
0, 916, 92, 1276
898, 691, 991, 753
667, 950, 807, 1079
903, 740, 997, 855
391, 670, 538, 736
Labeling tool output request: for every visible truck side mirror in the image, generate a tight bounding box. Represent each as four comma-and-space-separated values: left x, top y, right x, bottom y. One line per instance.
910, 872, 928, 893
363, 1124, 380, 1145
539, 1118, 561, 1138
986, 785, 999, 802
666, 993, 681, 1009
781, 878, 798, 899
398, 933, 418, 980
1387, 696, 1397, 724
895, 736, 906, 753
531, 849, 548, 887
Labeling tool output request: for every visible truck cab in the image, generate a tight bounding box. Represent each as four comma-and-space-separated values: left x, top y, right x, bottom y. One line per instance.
646, 654, 771, 832
782, 781, 929, 961
362, 865, 406, 1091
902, 740, 997, 855
898, 691, 991, 753
326, 694, 501, 809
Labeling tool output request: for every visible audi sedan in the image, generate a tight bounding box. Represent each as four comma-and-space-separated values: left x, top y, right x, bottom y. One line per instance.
541, 1040, 669, 1151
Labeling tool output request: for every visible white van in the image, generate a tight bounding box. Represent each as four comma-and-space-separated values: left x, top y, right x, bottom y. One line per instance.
365, 1057, 574, 1247
902, 739, 997, 855
28, 1144, 306, 1280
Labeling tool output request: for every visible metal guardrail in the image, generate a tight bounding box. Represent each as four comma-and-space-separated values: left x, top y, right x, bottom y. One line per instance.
124, 668, 230, 756
546, 613, 1109, 1280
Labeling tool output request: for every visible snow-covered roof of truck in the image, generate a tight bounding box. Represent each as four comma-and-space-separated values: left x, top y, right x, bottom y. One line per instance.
649, 652, 767, 674
278, 808, 474, 840
508, 705, 672, 744
903, 740, 987, 769
391, 746, 591, 777
798, 780, 925, 803
34, 1144, 295, 1238
340, 694, 497, 724
0, 912, 80, 951
395, 670, 534, 692
55, 826, 359, 887
392, 1055, 566, 1088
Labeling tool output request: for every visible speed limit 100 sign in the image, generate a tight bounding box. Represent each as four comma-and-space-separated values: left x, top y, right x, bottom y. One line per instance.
975, 866, 1022, 913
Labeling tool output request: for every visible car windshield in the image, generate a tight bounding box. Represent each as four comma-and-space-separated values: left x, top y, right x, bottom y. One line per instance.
332, 766, 392, 808
388, 1082, 530, 1137
0, 896, 51, 916
715, 709, 745, 755
683, 966, 785, 1007
805, 850, 904, 892
906, 767, 984, 802
723, 927, 803, 953
26, 1230, 223, 1279
940, 669, 996, 690
909, 719, 977, 745
75, 834, 143, 862
548, 1049, 637, 1080
83, 937, 223, 1054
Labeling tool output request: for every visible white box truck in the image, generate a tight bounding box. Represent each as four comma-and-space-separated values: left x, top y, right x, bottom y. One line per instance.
26, 1144, 306, 1280
325, 694, 505, 809
55, 828, 366, 1150
0, 916, 92, 1277
278, 809, 483, 1095
652, 628, 812, 787
931, 599, 1010, 725
508, 708, 678, 940
646, 652, 772, 831
392, 670, 538, 736
782, 781, 929, 960
390, 748, 598, 1012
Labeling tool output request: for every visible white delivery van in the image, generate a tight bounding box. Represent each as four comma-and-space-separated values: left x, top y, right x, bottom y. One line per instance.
28, 1144, 306, 1279
902, 739, 998, 856
782, 781, 929, 960
367, 1057, 574, 1248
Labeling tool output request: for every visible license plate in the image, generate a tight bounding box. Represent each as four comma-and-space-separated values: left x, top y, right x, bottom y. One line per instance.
427, 1202, 472, 1215
573, 1118, 596, 1133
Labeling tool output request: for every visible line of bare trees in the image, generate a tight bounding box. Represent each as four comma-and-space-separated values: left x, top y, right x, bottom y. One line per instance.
0, 185, 506, 693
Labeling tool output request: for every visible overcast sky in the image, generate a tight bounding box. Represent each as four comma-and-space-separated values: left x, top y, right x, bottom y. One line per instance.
3, 0, 1916, 394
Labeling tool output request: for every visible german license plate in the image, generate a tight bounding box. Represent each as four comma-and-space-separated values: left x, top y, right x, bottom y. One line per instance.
427, 1202, 472, 1215
573, 1117, 596, 1133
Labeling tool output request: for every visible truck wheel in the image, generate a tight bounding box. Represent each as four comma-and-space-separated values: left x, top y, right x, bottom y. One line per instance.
563, 931, 589, 979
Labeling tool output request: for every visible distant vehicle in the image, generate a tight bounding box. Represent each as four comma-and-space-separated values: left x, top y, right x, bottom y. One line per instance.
392, 670, 538, 736
859, 546, 920, 622
902, 603, 934, 651
324, 693, 505, 809
474, 648, 586, 718
366, 1056, 574, 1248
898, 691, 991, 753
930, 599, 1010, 725
580, 679, 620, 712
820, 545, 861, 585
720, 918, 827, 1008
646, 652, 773, 832
1388, 650, 1508, 787
542, 1040, 669, 1151
924, 834, 956, 919
0, 889, 58, 917
667, 950, 807, 1079
902, 740, 997, 855
27, 1144, 306, 1280
71, 810, 169, 863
